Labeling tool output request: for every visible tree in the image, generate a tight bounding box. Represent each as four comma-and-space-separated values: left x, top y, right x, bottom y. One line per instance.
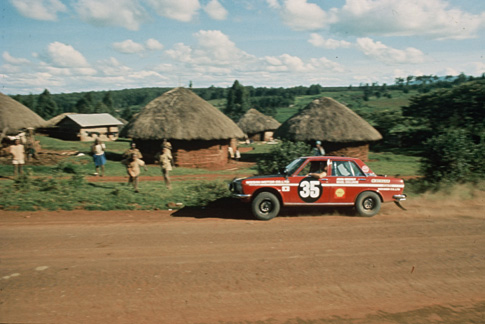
74, 92, 95, 113
306, 84, 322, 95
225, 80, 249, 121
403, 79, 485, 136
101, 91, 115, 115
36, 89, 60, 119
121, 106, 134, 121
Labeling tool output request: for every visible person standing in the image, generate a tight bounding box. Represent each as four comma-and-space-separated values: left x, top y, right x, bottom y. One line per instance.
313, 140, 325, 156
122, 153, 147, 192
156, 140, 173, 190
91, 138, 106, 176
9, 138, 25, 177
122, 142, 143, 160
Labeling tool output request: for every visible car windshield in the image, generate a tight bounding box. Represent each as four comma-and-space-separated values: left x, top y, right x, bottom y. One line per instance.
284, 158, 306, 176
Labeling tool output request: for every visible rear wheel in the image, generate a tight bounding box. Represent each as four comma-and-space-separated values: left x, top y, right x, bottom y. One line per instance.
251, 192, 280, 221
355, 191, 381, 217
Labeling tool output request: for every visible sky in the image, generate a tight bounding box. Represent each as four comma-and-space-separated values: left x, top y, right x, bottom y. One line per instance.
1, 0, 484, 95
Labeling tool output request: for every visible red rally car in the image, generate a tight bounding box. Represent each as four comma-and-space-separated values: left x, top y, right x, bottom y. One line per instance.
229, 156, 406, 220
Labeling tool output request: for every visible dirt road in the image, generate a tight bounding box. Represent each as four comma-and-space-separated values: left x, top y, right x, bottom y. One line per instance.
1, 193, 484, 324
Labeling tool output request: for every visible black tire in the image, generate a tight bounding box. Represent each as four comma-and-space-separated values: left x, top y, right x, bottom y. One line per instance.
251, 192, 280, 221
355, 191, 381, 217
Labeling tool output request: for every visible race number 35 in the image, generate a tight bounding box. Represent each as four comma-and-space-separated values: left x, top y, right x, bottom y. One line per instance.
298, 179, 322, 202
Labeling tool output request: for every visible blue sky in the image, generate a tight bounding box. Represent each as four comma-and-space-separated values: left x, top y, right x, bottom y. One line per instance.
1, 0, 484, 95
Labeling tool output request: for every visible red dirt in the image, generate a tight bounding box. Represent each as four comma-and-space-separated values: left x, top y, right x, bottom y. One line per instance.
1, 192, 484, 324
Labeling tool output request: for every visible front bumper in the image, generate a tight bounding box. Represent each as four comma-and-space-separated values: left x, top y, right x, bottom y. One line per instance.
233, 193, 251, 199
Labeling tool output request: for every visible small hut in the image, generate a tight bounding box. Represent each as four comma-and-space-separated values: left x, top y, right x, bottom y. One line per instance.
0, 92, 46, 135
45, 113, 123, 141
44, 112, 78, 127
274, 97, 382, 161
237, 108, 281, 142
120, 87, 245, 168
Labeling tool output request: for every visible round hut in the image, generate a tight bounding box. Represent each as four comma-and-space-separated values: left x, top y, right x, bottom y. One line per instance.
237, 108, 281, 142
274, 97, 382, 161
120, 87, 245, 168
0, 92, 46, 135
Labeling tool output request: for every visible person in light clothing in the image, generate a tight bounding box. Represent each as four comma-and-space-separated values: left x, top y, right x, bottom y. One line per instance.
122, 153, 147, 192
91, 138, 106, 176
156, 140, 173, 190
313, 140, 325, 156
9, 138, 25, 177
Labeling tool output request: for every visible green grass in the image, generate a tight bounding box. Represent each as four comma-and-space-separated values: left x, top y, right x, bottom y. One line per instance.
0, 175, 232, 211
367, 152, 421, 177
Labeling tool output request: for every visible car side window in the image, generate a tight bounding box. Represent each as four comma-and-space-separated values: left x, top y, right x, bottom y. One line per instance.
297, 162, 312, 176
350, 162, 365, 176
332, 161, 364, 177
298, 161, 327, 177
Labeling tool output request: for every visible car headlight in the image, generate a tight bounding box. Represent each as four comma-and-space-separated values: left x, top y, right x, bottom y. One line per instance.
229, 179, 243, 194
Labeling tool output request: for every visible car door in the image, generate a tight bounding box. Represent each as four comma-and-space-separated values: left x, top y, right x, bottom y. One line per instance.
283, 159, 332, 205
327, 160, 368, 204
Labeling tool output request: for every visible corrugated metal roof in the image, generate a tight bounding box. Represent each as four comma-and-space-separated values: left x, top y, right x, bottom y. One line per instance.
65, 113, 123, 127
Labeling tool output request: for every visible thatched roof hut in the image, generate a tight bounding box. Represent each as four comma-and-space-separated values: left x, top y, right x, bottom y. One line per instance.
0, 92, 45, 135
120, 87, 244, 168
237, 108, 281, 142
274, 97, 382, 161
44, 112, 78, 127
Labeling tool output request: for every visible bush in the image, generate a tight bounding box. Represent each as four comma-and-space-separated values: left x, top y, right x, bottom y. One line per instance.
420, 128, 485, 185
257, 141, 312, 175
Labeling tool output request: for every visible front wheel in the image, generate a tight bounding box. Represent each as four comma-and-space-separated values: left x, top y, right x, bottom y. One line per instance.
355, 191, 381, 217
251, 192, 280, 221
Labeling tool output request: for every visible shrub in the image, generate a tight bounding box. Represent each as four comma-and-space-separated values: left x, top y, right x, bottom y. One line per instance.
257, 141, 312, 175
420, 128, 485, 185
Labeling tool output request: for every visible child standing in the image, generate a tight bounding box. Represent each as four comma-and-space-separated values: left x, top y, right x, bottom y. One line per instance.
91, 138, 106, 176
9, 138, 25, 177
122, 153, 148, 192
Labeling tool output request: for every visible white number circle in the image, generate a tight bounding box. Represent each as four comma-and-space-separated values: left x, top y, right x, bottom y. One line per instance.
298, 179, 322, 202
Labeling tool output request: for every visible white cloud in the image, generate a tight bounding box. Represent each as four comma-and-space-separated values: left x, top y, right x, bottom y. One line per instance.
280, 0, 330, 31
97, 57, 133, 76
3, 51, 31, 65
166, 30, 255, 67
264, 54, 313, 72
334, 0, 484, 40
356, 38, 426, 65
263, 54, 343, 73
10, 0, 67, 21
468, 62, 485, 76
266, 0, 280, 9
146, 39, 164, 51
308, 33, 352, 49
146, 0, 200, 22
203, 0, 227, 20
45, 42, 91, 68
310, 57, 345, 73
75, 0, 148, 31
165, 43, 193, 63
112, 39, 145, 54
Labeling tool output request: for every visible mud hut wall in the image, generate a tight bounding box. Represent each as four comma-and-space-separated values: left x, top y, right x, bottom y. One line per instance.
176, 142, 229, 169
247, 131, 274, 142
264, 131, 274, 142
322, 142, 370, 162
248, 133, 261, 142
134, 139, 230, 168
